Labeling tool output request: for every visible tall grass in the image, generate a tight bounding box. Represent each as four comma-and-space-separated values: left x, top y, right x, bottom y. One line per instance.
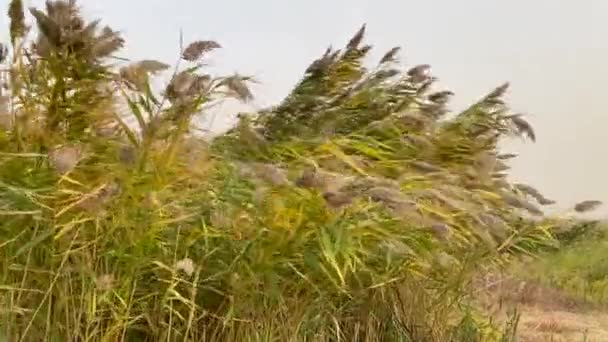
512, 220, 608, 306
0, 1, 597, 340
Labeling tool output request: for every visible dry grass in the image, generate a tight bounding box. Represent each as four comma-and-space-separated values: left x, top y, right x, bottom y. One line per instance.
509, 226, 608, 341
516, 306, 608, 341
477, 249, 608, 342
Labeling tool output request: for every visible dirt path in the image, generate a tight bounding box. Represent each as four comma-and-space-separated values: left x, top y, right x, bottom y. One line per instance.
516, 306, 608, 341
475, 274, 608, 341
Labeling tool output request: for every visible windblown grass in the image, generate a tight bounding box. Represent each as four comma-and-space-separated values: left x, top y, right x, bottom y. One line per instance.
512, 220, 608, 306
0, 1, 600, 341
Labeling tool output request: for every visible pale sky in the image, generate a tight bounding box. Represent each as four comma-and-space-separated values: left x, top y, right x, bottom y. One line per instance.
2, 0, 608, 215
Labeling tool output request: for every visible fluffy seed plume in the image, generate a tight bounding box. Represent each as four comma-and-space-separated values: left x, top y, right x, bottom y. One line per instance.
379, 46, 401, 64
574, 200, 603, 213
91, 26, 124, 58
359, 44, 372, 55
428, 90, 454, 105
49, 145, 83, 174
508, 114, 536, 142
182, 40, 221, 61
374, 68, 401, 81
430, 223, 450, 240
29, 8, 61, 47
493, 179, 510, 189
165, 71, 196, 100
515, 183, 555, 206
367, 186, 413, 207
120, 60, 169, 89
188, 74, 212, 95
323, 192, 353, 208
494, 160, 510, 172
174, 258, 195, 276
410, 161, 443, 173
8, 0, 26, 44
257, 164, 290, 186
486, 82, 510, 100
136, 60, 170, 74
497, 153, 518, 160
501, 192, 543, 216
407, 64, 432, 83
239, 162, 290, 187
347, 24, 366, 50
222, 74, 253, 102
306, 48, 334, 74
402, 134, 433, 149
477, 213, 508, 238
537, 197, 556, 205
119, 65, 149, 92
295, 167, 318, 188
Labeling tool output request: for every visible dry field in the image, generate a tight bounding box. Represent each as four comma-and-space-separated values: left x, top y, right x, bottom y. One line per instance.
478, 274, 608, 341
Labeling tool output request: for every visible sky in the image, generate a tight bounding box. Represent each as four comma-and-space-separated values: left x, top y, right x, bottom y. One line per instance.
2, 0, 608, 215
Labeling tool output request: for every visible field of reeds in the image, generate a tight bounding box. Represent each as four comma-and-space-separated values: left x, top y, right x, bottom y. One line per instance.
0, 1, 604, 341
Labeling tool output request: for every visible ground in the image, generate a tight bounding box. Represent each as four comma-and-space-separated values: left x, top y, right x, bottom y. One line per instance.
476, 272, 608, 341
516, 306, 608, 341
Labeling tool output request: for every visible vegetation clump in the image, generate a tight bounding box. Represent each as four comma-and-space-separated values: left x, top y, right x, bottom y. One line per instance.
0, 1, 600, 340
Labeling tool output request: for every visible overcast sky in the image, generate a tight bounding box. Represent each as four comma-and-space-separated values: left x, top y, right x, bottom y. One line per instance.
2, 0, 608, 215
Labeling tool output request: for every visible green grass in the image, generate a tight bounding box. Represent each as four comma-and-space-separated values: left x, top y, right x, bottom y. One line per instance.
0, 1, 598, 341
513, 221, 608, 306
